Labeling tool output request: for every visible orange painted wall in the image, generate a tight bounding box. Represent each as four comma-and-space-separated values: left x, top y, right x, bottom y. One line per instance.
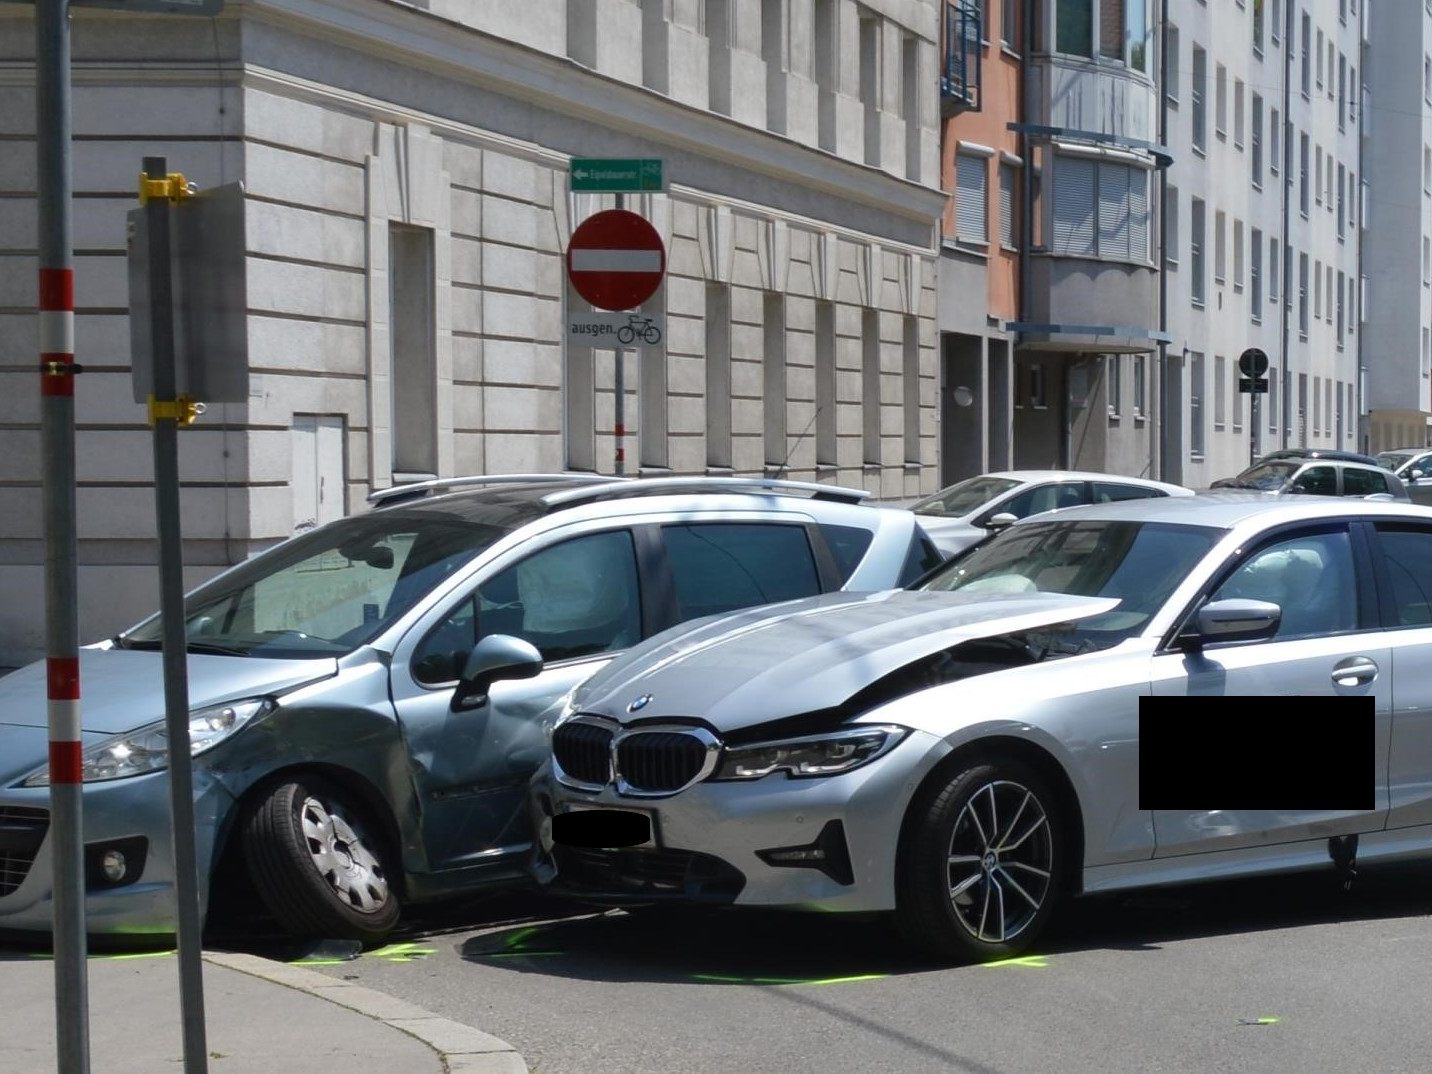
940, 1, 1022, 323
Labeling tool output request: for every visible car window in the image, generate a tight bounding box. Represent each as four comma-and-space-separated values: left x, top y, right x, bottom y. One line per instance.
412, 529, 641, 683
1211, 529, 1357, 640
993, 482, 1085, 521
1290, 466, 1337, 495
923, 520, 1219, 647
911, 476, 1021, 517
818, 524, 876, 585
663, 523, 820, 619
1341, 467, 1385, 497
1228, 461, 1299, 490
1092, 482, 1163, 503
896, 532, 946, 586
1373, 526, 1432, 626
1378, 451, 1415, 472
123, 517, 507, 658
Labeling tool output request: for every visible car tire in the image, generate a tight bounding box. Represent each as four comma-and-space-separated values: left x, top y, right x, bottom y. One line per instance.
241, 776, 400, 945
896, 758, 1063, 964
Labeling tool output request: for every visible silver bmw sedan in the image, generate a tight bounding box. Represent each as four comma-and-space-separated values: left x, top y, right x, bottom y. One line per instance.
533, 495, 1432, 962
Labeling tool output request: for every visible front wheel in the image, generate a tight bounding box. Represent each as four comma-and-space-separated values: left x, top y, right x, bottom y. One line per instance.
896, 758, 1063, 963
616, 326, 636, 345
241, 776, 400, 945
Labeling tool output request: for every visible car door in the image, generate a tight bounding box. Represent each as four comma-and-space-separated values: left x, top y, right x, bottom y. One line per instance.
1288, 464, 1337, 496
1148, 522, 1391, 856
389, 525, 655, 872
1402, 453, 1432, 506
1366, 522, 1432, 830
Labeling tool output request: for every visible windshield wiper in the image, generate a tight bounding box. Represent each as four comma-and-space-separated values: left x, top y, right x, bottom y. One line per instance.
114, 637, 248, 656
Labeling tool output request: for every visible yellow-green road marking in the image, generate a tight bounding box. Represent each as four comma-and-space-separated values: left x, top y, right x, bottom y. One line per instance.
365, 942, 435, 963
691, 972, 890, 986
981, 955, 1049, 968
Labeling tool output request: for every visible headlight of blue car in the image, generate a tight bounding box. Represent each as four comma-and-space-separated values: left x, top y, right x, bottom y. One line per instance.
711, 724, 908, 781
20, 698, 274, 787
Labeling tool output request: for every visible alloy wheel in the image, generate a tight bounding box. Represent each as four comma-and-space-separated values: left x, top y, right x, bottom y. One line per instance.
945, 779, 1054, 944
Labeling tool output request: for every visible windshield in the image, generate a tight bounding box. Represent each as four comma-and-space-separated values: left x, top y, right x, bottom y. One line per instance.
912, 476, 1022, 518
920, 519, 1220, 647
1378, 452, 1415, 472
121, 514, 508, 658
1224, 462, 1298, 490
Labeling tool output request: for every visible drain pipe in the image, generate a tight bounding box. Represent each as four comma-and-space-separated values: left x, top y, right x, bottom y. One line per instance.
1155, 0, 1169, 480
1279, 0, 1293, 448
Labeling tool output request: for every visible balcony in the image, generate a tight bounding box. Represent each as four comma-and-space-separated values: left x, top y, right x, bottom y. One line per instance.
941, 0, 982, 116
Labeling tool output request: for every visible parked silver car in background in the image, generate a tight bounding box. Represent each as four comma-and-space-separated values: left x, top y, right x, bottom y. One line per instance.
0, 475, 935, 945
1376, 447, 1432, 506
534, 495, 1432, 962
1212, 458, 1410, 500
909, 471, 1193, 556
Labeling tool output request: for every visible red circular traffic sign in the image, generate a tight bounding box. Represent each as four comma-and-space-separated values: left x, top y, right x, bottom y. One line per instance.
565, 209, 666, 311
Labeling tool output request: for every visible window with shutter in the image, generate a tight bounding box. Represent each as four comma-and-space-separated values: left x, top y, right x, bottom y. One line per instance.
999, 162, 1017, 248
1097, 164, 1130, 259
1053, 156, 1096, 256
956, 153, 988, 244
1129, 168, 1149, 260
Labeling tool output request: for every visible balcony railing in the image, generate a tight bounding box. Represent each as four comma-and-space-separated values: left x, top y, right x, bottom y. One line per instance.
942, 0, 982, 115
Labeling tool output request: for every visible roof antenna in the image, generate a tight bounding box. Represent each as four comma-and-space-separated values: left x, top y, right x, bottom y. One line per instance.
772, 406, 821, 480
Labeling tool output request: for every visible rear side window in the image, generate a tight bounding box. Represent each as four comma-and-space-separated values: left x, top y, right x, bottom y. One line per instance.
1092, 482, 1163, 502
994, 482, 1085, 520
897, 532, 946, 586
1341, 467, 1385, 496
662, 523, 821, 620
1290, 466, 1336, 495
1374, 526, 1432, 625
818, 524, 876, 585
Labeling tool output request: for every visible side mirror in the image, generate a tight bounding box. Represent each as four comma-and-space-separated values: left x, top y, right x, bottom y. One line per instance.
985, 512, 1019, 530
1411, 469, 1425, 481
1180, 598, 1281, 650
451, 634, 543, 712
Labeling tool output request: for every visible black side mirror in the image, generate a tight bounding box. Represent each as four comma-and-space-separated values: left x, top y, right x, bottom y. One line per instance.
1179, 598, 1281, 651
451, 634, 543, 712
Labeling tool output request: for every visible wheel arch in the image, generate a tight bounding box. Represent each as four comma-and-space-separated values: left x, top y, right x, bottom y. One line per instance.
895, 735, 1087, 897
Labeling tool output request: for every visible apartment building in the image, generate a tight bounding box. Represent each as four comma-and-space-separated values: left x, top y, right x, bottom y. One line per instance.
0, 0, 947, 665
1162, 0, 1362, 484
1363, 0, 1432, 453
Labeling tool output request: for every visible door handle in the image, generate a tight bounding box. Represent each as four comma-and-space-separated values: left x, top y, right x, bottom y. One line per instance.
1331, 657, 1378, 687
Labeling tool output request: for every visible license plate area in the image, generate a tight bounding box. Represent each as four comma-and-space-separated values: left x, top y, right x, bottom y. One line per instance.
552, 804, 656, 849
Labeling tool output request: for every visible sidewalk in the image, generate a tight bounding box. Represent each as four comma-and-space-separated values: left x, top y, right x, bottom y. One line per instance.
1, 949, 527, 1073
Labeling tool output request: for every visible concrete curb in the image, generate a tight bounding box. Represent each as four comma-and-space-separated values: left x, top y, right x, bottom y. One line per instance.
204, 950, 529, 1074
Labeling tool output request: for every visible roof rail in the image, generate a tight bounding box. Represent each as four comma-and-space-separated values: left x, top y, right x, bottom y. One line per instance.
367, 473, 620, 508
540, 476, 871, 509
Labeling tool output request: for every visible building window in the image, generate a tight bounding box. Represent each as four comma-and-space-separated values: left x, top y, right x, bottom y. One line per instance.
1191, 46, 1207, 152
1108, 355, 1122, 418
1214, 210, 1226, 283
1425, 55, 1431, 103
1314, 145, 1323, 206
1057, 0, 1093, 57
1270, 106, 1281, 174
999, 161, 1018, 248
1215, 63, 1227, 139
1030, 362, 1046, 407
1234, 78, 1245, 148
858, 9, 879, 166
1134, 354, 1147, 418
1314, 258, 1322, 321
1052, 155, 1150, 262
861, 309, 881, 466
1337, 269, 1345, 344
1299, 251, 1309, 336
1269, 367, 1278, 431
1316, 28, 1324, 89
763, 293, 787, 468
1269, 236, 1280, 304
1166, 25, 1180, 105
1253, 0, 1264, 54
1300, 13, 1311, 97
1164, 183, 1179, 267
1001, 0, 1017, 48
705, 283, 733, 469
1190, 197, 1206, 306
1337, 161, 1346, 238
1338, 53, 1347, 131
1313, 375, 1322, 435
389, 224, 437, 478
1299, 132, 1309, 216
1214, 355, 1227, 430
1425, 146, 1431, 194
1190, 352, 1206, 457
1349, 64, 1357, 126
1424, 328, 1430, 378
903, 316, 920, 464
1233, 220, 1244, 292
1251, 93, 1263, 186
815, 300, 836, 467
1271, 0, 1282, 46
1326, 264, 1334, 323
956, 152, 989, 245
1251, 227, 1263, 320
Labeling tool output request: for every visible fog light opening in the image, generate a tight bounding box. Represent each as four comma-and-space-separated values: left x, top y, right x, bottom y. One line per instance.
756, 821, 854, 885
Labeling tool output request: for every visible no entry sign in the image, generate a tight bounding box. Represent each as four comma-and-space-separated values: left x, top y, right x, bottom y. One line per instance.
566, 209, 666, 311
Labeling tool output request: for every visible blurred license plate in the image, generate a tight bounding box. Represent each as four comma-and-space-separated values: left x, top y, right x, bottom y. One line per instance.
552, 805, 655, 849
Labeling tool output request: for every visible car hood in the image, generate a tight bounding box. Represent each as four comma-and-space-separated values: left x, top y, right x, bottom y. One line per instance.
576, 589, 1119, 733
0, 648, 338, 734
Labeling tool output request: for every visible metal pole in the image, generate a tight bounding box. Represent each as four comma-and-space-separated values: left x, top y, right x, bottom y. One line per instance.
143, 155, 209, 1074
36, 3, 90, 1070
613, 192, 626, 476
1279, 0, 1293, 449
1251, 392, 1260, 466
1155, 0, 1169, 481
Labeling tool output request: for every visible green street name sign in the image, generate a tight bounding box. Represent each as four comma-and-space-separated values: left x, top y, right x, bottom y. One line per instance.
570, 158, 665, 193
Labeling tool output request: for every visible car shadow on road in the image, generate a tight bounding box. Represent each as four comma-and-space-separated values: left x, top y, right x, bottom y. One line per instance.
445, 862, 1432, 984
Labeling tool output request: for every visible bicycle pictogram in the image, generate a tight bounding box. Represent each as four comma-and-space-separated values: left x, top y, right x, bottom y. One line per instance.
616, 314, 662, 346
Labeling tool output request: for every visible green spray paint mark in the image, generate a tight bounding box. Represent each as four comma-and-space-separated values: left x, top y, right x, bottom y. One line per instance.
28, 950, 176, 962
365, 942, 435, 963
480, 951, 567, 959
502, 927, 542, 952
691, 972, 890, 986
1238, 1017, 1281, 1026
981, 955, 1049, 969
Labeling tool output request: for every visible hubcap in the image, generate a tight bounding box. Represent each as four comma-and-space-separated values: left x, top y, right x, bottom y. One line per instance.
946, 780, 1053, 944
300, 795, 389, 914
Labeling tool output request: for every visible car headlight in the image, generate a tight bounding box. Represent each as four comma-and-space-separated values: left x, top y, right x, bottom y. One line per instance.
20, 698, 274, 787
711, 725, 908, 781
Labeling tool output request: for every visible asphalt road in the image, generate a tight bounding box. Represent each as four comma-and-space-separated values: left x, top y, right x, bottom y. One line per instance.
281, 862, 1432, 1074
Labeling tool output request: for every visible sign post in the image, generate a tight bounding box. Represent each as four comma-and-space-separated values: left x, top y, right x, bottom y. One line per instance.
564, 195, 667, 476
1239, 348, 1270, 466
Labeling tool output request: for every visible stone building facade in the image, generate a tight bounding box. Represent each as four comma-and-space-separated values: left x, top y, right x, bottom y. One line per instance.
0, 0, 946, 664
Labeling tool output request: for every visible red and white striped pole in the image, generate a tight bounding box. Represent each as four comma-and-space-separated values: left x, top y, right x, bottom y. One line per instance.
37, 0, 91, 1069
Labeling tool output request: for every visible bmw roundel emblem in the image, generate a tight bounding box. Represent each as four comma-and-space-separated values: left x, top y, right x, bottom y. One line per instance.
628, 693, 653, 713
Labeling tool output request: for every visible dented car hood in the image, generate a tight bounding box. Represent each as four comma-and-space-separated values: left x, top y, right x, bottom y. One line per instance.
575, 589, 1119, 733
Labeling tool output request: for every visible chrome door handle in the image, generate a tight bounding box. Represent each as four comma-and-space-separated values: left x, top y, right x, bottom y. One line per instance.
1332, 657, 1379, 686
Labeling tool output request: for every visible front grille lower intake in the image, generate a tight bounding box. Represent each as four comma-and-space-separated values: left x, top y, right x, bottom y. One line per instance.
0, 806, 49, 898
